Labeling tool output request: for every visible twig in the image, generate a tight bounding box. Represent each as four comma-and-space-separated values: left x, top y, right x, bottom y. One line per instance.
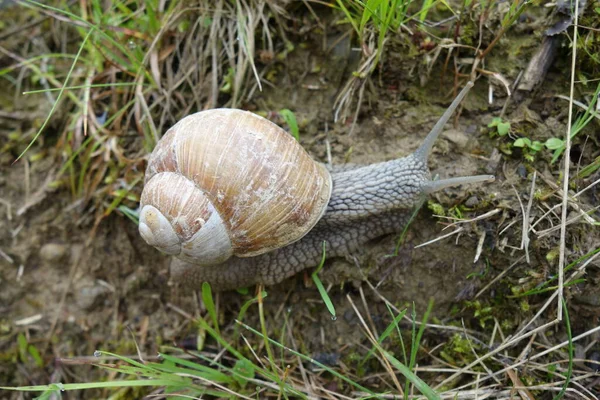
438, 209, 502, 230
558, 0, 580, 320
475, 256, 525, 299
529, 177, 600, 231
523, 171, 537, 264
473, 230, 485, 263
346, 295, 404, 396
415, 227, 464, 249
511, 184, 527, 253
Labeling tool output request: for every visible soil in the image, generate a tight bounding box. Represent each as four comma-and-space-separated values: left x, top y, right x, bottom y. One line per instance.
1, 6, 600, 397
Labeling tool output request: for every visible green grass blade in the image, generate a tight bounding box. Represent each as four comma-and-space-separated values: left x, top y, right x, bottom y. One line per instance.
14, 28, 93, 163
360, 0, 383, 34
202, 282, 220, 336
311, 241, 336, 318
118, 205, 140, 225
382, 350, 441, 400
156, 354, 233, 384
23, 82, 140, 94
419, 0, 435, 21
406, 298, 434, 399
514, 247, 600, 297
360, 307, 408, 366
336, 0, 360, 38
279, 109, 300, 141
193, 319, 306, 398
237, 321, 377, 396
553, 299, 573, 400
234, 290, 268, 338
1, 379, 188, 392
394, 198, 424, 255
22, 0, 145, 73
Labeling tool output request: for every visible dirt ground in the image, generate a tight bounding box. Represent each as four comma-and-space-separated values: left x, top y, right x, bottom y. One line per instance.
1, 3, 600, 397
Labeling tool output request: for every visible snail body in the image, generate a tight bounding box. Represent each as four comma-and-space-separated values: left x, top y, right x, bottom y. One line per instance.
140, 82, 494, 290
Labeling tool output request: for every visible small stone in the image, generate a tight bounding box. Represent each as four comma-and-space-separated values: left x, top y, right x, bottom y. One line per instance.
442, 129, 471, 150
311, 352, 339, 367
75, 281, 110, 311
586, 351, 600, 372
465, 124, 478, 134
39, 243, 68, 263
465, 196, 479, 207
485, 148, 501, 174
343, 309, 357, 325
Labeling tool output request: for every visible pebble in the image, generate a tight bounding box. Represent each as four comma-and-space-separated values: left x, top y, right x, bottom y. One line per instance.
343, 309, 357, 325
586, 351, 600, 372
311, 352, 340, 367
442, 129, 470, 150
75, 282, 110, 311
517, 164, 528, 179
465, 196, 479, 207
485, 148, 501, 174
39, 243, 68, 263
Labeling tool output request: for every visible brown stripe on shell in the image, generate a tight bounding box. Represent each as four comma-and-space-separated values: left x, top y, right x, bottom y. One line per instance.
172, 109, 332, 257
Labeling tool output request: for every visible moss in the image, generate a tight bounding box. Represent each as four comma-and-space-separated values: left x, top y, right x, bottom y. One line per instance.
439, 333, 480, 366
427, 200, 446, 217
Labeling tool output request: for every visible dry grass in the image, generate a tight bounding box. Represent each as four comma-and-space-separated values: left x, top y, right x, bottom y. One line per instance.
3, 0, 284, 237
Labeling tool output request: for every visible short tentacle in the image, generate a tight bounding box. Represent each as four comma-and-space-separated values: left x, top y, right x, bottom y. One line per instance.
423, 175, 495, 194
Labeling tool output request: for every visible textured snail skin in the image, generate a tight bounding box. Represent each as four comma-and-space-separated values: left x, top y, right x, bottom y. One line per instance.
170, 155, 430, 291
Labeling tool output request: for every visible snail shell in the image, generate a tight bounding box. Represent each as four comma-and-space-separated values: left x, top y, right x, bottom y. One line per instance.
139, 109, 332, 266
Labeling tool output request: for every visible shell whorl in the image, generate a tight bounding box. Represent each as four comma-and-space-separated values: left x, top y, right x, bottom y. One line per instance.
139, 109, 332, 265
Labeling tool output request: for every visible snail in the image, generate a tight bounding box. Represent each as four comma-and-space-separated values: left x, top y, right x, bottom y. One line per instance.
139, 81, 494, 291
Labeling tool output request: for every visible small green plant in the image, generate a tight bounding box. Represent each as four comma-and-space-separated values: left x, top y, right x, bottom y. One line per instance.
513, 137, 543, 161
488, 117, 573, 162
439, 333, 479, 366
278, 108, 300, 141
335, 0, 412, 75
17, 333, 43, 368
487, 117, 511, 137
464, 300, 493, 328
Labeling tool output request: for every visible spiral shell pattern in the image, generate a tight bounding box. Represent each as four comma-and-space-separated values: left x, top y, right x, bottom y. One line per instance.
139, 109, 332, 266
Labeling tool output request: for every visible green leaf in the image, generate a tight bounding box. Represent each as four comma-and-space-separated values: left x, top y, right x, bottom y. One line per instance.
497, 121, 510, 136
279, 109, 299, 141
513, 138, 527, 147
544, 137, 564, 150
383, 350, 441, 400
530, 141, 543, 152
155, 354, 234, 384
487, 117, 502, 128
17, 333, 28, 363
28, 344, 44, 368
